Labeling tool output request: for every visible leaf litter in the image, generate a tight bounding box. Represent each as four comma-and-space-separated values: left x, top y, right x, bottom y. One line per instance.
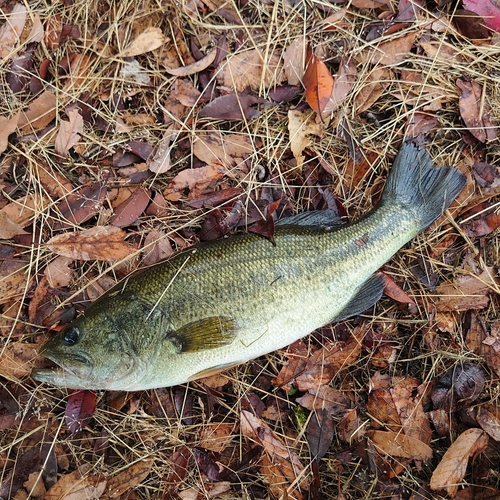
1, 0, 500, 498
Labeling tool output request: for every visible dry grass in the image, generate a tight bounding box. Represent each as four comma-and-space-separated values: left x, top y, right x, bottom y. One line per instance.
1, 0, 500, 498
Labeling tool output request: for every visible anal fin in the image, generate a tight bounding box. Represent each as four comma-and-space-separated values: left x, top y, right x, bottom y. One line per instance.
332, 273, 386, 323
168, 317, 237, 353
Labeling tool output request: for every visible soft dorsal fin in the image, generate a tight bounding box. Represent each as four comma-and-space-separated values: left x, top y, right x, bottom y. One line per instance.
276, 209, 345, 229
167, 317, 237, 353
332, 273, 386, 323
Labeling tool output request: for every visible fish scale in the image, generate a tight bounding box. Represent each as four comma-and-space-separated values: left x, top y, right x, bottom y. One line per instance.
32, 143, 466, 390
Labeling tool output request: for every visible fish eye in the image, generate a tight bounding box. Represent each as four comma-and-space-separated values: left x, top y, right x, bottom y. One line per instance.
63, 327, 80, 346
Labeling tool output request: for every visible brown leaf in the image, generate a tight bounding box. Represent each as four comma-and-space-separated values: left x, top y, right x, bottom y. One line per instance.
435, 268, 498, 312
0, 259, 31, 305
462, 210, 500, 238
354, 68, 389, 114
120, 26, 166, 57
457, 78, 496, 143
33, 161, 73, 200
0, 111, 20, 154
163, 164, 226, 202
45, 464, 107, 500
296, 385, 352, 417
110, 187, 151, 227
46, 226, 135, 261
65, 390, 97, 435
295, 332, 363, 391
0, 342, 43, 379
352, 0, 389, 6
55, 108, 84, 156
16, 90, 57, 135
106, 457, 154, 498
430, 428, 489, 496
198, 91, 267, 121
0, 3, 26, 60
193, 130, 255, 167
215, 49, 283, 92
477, 404, 500, 441
44, 256, 73, 288
283, 36, 306, 86
320, 57, 357, 119
362, 32, 416, 66
199, 422, 237, 453
303, 47, 334, 116
241, 410, 309, 495
165, 47, 217, 76
0, 211, 27, 239
307, 408, 334, 460
368, 430, 433, 460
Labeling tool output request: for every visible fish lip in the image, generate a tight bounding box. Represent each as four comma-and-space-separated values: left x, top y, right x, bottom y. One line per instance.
41, 349, 93, 376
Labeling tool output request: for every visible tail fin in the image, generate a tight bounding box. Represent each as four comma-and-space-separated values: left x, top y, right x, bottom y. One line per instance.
381, 142, 466, 230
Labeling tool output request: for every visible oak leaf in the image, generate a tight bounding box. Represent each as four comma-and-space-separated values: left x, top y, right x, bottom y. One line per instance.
119, 27, 166, 57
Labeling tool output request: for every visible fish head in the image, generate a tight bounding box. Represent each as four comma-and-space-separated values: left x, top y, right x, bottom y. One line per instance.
32, 293, 164, 390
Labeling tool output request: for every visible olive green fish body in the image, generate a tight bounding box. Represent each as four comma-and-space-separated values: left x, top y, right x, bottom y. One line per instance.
32, 144, 466, 390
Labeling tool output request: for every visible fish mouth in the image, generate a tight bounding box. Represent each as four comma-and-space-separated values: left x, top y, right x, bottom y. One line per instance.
39, 349, 93, 377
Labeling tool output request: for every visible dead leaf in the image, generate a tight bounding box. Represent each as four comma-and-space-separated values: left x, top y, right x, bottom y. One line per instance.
110, 187, 151, 227
199, 91, 267, 121
241, 410, 309, 494
0, 211, 27, 239
0, 342, 44, 379
288, 109, 323, 166
430, 428, 489, 496
354, 68, 389, 114
435, 268, 498, 312
477, 404, 500, 441
163, 164, 226, 201
120, 26, 166, 57
368, 430, 433, 460
65, 390, 97, 435
283, 36, 306, 86
216, 49, 283, 91
295, 385, 352, 417
362, 32, 417, 66
295, 333, 363, 391
33, 161, 73, 200
55, 108, 84, 156
106, 458, 154, 498
457, 78, 497, 143
165, 47, 217, 76
173, 78, 201, 106
352, 0, 390, 6
0, 111, 20, 154
320, 58, 357, 119
46, 226, 135, 261
1, 193, 49, 228
193, 130, 254, 167
44, 256, 73, 288
307, 408, 334, 460
142, 229, 174, 267
16, 90, 57, 135
45, 464, 107, 500
199, 422, 237, 453
303, 47, 334, 117
0, 259, 31, 305
381, 272, 416, 307
0, 3, 27, 60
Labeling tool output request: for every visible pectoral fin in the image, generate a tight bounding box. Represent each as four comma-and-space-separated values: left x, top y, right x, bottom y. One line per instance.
332, 273, 386, 322
168, 317, 237, 353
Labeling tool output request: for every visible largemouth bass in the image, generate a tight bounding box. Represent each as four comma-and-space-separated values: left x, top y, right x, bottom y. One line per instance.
32, 143, 466, 391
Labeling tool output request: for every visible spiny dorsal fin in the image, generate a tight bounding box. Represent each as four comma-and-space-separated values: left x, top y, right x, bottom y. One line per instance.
168, 317, 237, 353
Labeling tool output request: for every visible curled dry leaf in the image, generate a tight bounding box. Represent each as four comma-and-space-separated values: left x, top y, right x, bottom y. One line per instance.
456, 78, 496, 143
55, 108, 84, 156
46, 226, 135, 261
193, 130, 254, 167
241, 410, 309, 497
106, 458, 154, 498
165, 47, 217, 76
477, 403, 500, 441
430, 428, 489, 496
45, 464, 107, 500
119, 26, 166, 57
288, 109, 323, 167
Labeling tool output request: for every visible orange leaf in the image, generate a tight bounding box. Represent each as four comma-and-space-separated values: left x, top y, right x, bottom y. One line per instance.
303, 47, 334, 116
